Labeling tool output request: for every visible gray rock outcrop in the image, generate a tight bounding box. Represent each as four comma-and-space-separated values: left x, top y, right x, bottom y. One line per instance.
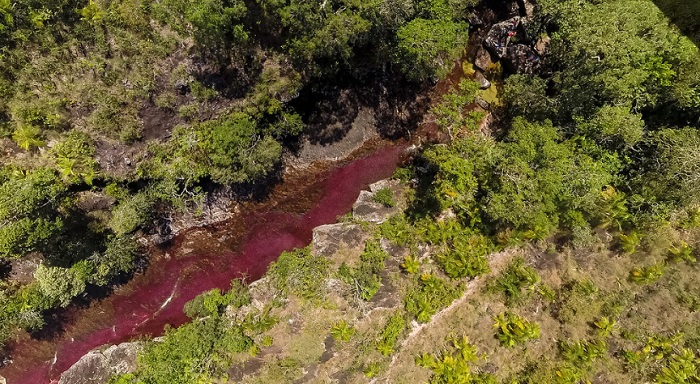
311, 223, 365, 257
59, 342, 142, 384
483, 16, 542, 74
352, 179, 405, 224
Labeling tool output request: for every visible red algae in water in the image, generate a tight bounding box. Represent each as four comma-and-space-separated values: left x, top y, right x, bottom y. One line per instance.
1, 143, 407, 384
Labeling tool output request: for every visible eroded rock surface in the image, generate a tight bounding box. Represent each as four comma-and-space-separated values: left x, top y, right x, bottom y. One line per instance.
59, 342, 142, 384
311, 223, 365, 257
352, 179, 406, 224
483, 16, 542, 74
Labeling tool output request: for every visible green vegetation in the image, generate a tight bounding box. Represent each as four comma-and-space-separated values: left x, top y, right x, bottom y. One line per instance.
110, 279, 265, 384
267, 247, 328, 302
5, 0, 700, 382
405, 273, 463, 323
0, 0, 474, 347
376, 312, 407, 356
330, 320, 355, 342
493, 312, 541, 347
487, 258, 549, 306
338, 240, 388, 302
372, 187, 396, 208
415, 336, 495, 384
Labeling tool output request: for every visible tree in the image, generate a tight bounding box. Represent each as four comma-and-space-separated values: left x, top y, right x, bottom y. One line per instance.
34, 261, 91, 307
395, 17, 468, 81
153, 0, 248, 51
538, 0, 700, 122
51, 131, 98, 185
88, 236, 139, 286
653, 127, 700, 204
0, 169, 66, 259
577, 105, 644, 148
197, 113, 282, 184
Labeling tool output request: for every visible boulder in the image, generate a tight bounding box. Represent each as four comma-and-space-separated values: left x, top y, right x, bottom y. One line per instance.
474, 46, 493, 72
503, 44, 541, 74
518, 0, 536, 18
311, 223, 365, 257
475, 71, 491, 90
352, 180, 405, 224
59, 342, 142, 384
484, 17, 521, 59
535, 35, 551, 56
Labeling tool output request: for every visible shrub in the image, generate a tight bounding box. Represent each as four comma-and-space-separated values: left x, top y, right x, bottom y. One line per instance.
668, 241, 696, 264
364, 362, 383, 378
405, 274, 463, 323
655, 348, 700, 384
619, 231, 642, 254
338, 262, 381, 301
380, 215, 417, 248
560, 339, 607, 367
109, 192, 154, 236
330, 320, 354, 342
593, 316, 617, 338
268, 247, 328, 301
184, 279, 250, 319
488, 257, 541, 306
133, 316, 253, 384
190, 81, 218, 101
372, 187, 396, 208
376, 312, 406, 356
493, 312, 541, 347
12, 124, 44, 150
400, 255, 421, 274
436, 233, 492, 279
337, 240, 388, 302
51, 131, 98, 185
415, 335, 496, 384
629, 263, 665, 285
623, 333, 684, 369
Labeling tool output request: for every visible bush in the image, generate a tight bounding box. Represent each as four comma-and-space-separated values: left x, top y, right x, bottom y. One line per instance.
488, 258, 541, 306
372, 187, 396, 208
330, 320, 354, 342
405, 274, 463, 323
400, 255, 421, 274
493, 312, 541, 347
435, 233, 492, 279
184, 279, 250, 319
133, 317, 253, 384
379, 215, 418, 248
376, 312, 407, 356
338, 240, 388, 302
395, 18, 469, 81
88, 236, 139, 286
560, 339, 607, 367
268, 247, 328, 301
415, 335, 496, 384
619, 231, 642, 254
109, 192, 154, 236
668, 241, 696, 264
629, 263, 665, 285
51, 131, 98, 185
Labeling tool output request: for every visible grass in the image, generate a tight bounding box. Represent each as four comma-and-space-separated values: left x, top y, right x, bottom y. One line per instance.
372, 187, 396, 208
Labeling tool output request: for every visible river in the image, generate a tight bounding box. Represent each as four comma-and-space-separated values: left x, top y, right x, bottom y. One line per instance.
0, 141, 408, 383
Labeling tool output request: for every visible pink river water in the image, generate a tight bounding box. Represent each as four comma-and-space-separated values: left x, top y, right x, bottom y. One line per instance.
0, 143, 407, 383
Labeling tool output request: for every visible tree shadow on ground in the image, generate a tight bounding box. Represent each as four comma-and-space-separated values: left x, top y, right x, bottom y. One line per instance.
290, 72, 431, 148
652, 0, 700, 48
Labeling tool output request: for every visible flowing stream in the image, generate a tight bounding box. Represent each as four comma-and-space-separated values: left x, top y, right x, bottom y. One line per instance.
0, 142, 408, 383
